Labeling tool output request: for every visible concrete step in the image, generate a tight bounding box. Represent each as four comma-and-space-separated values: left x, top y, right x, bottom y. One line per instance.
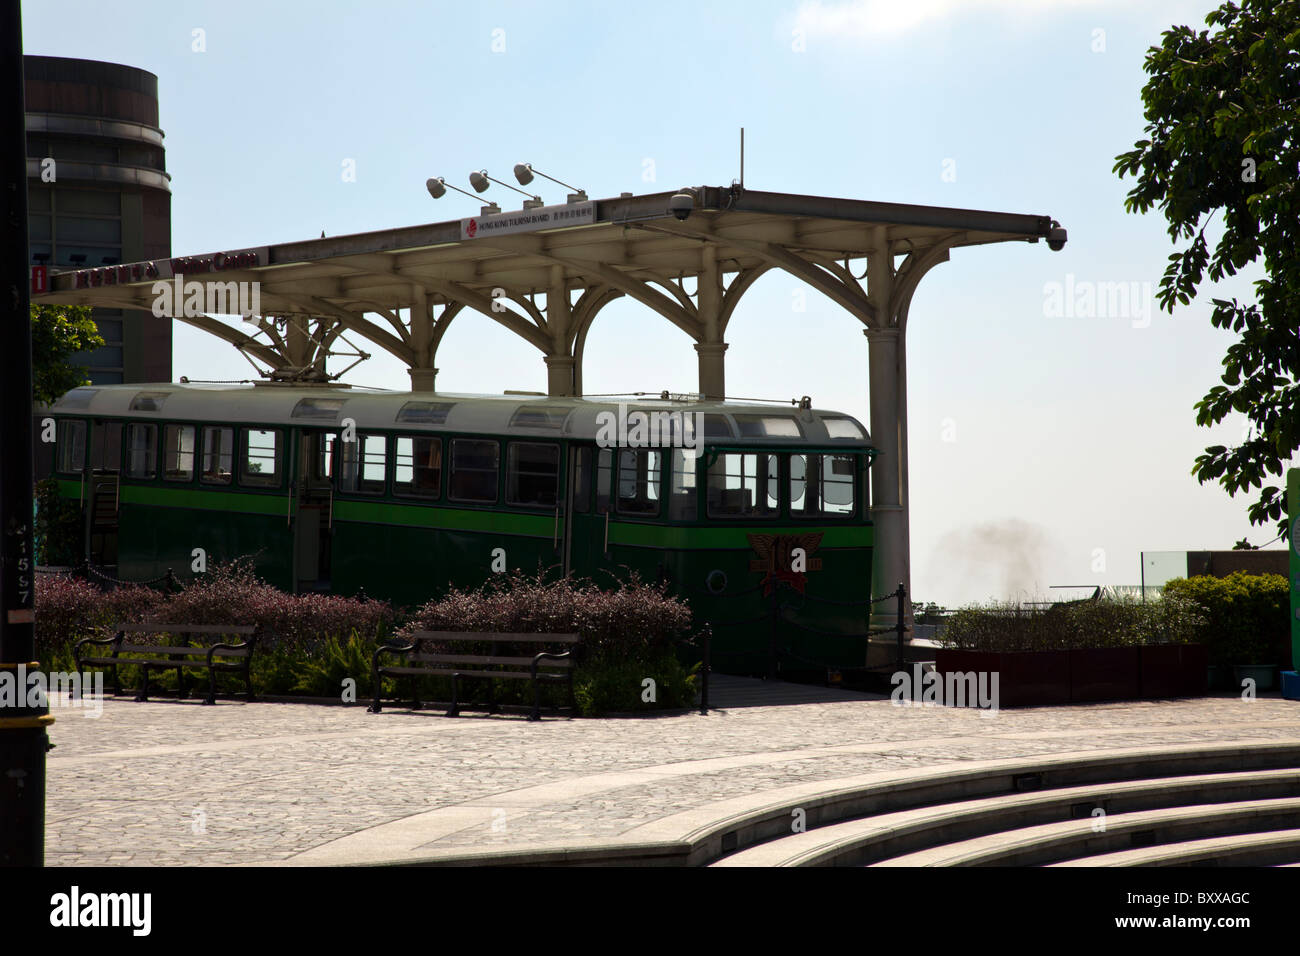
712, 768, 1300, 867
1048, 828, 1300, 867
693, 741, 1300, 865
871, 797, 1300, 867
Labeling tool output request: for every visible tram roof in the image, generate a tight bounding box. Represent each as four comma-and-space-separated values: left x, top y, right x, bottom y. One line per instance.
44, 383, 874, 448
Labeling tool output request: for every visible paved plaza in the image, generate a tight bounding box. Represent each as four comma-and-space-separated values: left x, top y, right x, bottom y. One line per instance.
43, 679, 1300, 866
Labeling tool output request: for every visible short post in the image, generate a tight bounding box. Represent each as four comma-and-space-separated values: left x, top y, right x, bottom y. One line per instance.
895, 582, 906, 670
700, 625, 711, 716
767, 589, 778, 679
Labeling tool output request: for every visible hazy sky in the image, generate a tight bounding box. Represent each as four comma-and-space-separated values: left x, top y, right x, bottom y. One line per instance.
24, 0, 1294, 606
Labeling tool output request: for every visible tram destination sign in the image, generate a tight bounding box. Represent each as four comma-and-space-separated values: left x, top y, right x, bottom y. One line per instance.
69, 246, 270, 289
461, 201, 595, 240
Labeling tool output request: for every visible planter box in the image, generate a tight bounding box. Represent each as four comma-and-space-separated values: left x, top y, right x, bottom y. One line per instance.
936, 644, 1209, 708
1070, 647, 1140, 703
935, 649, 1070, 708
1282, 671, 1300, 701
1140, 643, 1208, 698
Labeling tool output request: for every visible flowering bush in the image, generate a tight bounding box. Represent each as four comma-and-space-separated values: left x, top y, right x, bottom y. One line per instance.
399, 568, 693, 656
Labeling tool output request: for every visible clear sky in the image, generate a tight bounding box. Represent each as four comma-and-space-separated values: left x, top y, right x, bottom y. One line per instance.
23, 0, 1295, 606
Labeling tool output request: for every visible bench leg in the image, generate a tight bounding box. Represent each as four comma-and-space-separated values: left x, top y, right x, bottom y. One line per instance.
73, 661, 84, 700
486, 678, 499, 716
568, 673, 576, 716
205, 665, 217, 705
447, 674, 460, 718
409, 675, 422, 711
111, 663, 122, 697
529, 677, 541, 722
244, 663, 255, 703
367, 665, 383, 713
177, 666, 186, 700
135, 665, 150, 703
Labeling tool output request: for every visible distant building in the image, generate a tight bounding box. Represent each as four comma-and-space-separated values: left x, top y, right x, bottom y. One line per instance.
25, 55, 171, 384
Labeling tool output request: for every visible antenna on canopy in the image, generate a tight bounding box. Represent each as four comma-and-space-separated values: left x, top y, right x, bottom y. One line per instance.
739, 127, 744, 187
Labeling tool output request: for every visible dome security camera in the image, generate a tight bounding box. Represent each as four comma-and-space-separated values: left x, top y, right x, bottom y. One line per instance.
669, 191, 695, 221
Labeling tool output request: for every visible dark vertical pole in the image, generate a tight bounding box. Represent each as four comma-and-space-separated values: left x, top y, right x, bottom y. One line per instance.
895, 582, 906, 670
700, 625, 710, 715
767, 588, 777, 679
0, 0, 48, 868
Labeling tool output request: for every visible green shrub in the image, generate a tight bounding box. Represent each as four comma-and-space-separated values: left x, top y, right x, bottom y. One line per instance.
1161, 572, 1289, 667
940, 592, 1206, 652
573, 651, 699, 717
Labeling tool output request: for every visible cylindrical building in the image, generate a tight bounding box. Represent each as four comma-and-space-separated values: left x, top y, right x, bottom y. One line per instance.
25, 55, 171, 384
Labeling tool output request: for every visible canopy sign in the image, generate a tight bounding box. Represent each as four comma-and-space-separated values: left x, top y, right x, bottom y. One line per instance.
460, 201, 595, 240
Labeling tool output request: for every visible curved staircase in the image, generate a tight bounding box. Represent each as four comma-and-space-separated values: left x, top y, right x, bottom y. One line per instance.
709, 743, 1300, 867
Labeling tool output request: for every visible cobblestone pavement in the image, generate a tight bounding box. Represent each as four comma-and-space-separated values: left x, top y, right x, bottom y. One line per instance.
42, 680, 1300, 866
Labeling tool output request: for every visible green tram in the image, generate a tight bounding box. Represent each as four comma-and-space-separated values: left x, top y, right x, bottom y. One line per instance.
36, 383, 877, 676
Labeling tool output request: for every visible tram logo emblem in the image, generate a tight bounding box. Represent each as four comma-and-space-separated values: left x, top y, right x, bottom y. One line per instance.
466, 218, 478, 238
748, 533, 822, 595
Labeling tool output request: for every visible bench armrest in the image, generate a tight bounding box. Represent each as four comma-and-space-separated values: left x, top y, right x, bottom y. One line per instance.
75, 632, 122, 655
206, 641, 253, 663
372, 641, 416, 667
530, 650, 572, 677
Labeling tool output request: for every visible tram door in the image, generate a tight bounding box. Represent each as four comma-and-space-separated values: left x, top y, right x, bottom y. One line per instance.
565, 445, 614, 577
86, 420, 122, 566
293, 431, 334, 593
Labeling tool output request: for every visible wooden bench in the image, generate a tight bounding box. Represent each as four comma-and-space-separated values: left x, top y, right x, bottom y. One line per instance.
75, 623, 259, 704
368, 631, 580, 720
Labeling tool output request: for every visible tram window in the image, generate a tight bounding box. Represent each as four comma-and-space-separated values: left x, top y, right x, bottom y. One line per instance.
706, 453, 779, 518
337, 433, 386, 495
314, 433, 337, 480
34, 418, 54, 477
669, 449, 698, 521
450, 439, 499, 503
394, 436, 441, 498
163, 424, 195, 481
124, 423, 157, 479
572, 447, 592, 514
241, 429, 281, 488
90, 422, 121, 472
56, 420, 86, 473
733, 415, 803, 439
790, 454, 856, 517
506, 442, 559, 508
616, 449, 661, 515
200, 427, 234, 484
595, 448, 611, 513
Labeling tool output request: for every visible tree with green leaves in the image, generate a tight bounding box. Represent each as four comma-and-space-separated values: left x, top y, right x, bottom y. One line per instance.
1114, 0, 1299, 543
30, 303, 103, 406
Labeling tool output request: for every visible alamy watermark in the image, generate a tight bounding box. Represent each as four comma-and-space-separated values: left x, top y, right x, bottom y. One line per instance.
594, 403, 703, 457
151, 274, 261, 319
0, 664, 103, 718
890, 663, 999, 714
1043, 273, 1155, 328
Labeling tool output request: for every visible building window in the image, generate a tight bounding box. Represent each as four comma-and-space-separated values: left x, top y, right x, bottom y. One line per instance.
200, 427, 234, 484
669, 449, 698, 521
506, 442, 559, 508
337, 434, 386, 494
124, 423, 157, 479
595, 448, 611, 514
449, 439, 499, 503
790, 454, 856, 517
706, 453, 779, 518
394, 436, 441, 498
616, 448, 661, 516
55, 419, 86, 474
90, 422, 121, 472
241, 429, 281, 488
164, 424, 195, 482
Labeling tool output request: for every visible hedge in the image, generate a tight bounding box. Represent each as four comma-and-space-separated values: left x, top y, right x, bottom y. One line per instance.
1160, 572, 1290, 668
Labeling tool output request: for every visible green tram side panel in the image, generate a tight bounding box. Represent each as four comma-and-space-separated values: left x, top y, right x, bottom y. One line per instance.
60, 480, 877, 677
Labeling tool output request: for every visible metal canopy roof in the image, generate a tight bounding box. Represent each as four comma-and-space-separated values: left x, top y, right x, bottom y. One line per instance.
39, 185, 1056, 313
